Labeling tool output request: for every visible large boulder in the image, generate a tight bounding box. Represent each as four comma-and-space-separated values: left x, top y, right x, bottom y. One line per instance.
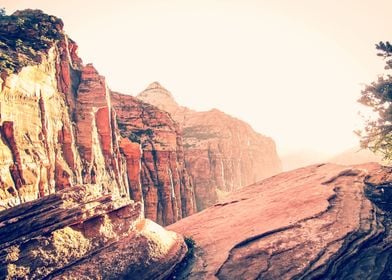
0, 184, 187, 279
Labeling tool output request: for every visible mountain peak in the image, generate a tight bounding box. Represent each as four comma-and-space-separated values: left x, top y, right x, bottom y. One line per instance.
145, 81, 166, 91
137, 82, 178, 111
140, 81, 174, 99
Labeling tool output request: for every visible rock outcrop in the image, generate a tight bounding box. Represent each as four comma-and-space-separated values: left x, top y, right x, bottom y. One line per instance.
111, 92, 196, 226
0, 184, 187, 279
138, 82, 282, 210
168, 163, 392, 279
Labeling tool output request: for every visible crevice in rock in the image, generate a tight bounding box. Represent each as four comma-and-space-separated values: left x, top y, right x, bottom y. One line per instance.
38, 94, 52, 197
0, 121, 25, 192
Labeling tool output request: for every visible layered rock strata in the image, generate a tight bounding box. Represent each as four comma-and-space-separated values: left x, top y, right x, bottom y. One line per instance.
168, 163, 392, 279
138, 82, 282, 210
0, 10, 195, 226
0, 9, 128, 207
0, 184, 187, 279
111, 92, 196, 225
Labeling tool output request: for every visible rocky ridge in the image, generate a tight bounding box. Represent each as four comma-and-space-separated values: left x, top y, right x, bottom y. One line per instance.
138, 82, 282, 210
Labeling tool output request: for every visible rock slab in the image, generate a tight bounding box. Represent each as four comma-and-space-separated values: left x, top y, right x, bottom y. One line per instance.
168, 163, 392, 279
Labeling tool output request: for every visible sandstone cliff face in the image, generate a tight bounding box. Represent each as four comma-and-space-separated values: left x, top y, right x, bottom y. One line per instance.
0, 13, 128, 208
0, 10, 188, 278
0, 10, 195, 226
111, 92, 196, 225
168, 163, 392, 279
138, 82, 282, 210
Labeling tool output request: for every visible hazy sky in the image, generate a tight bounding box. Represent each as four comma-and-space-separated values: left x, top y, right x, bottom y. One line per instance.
3, 0, 392, 156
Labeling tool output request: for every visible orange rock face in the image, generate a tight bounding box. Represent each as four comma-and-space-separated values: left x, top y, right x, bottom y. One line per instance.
0, 10, 188, 279
0, 36, 128, 207
111, 92, 196, 225
138, 82, 282, 210
0, 10, 195, 226
74, 64, 128, 196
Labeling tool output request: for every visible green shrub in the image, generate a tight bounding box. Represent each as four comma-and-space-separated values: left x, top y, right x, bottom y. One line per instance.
184, 236, 196, 257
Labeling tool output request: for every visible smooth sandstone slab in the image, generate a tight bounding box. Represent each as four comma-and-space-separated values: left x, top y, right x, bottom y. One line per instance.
168, 163, 392, 279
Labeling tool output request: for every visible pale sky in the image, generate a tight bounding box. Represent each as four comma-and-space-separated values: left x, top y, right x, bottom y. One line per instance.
3, 0, 392, 156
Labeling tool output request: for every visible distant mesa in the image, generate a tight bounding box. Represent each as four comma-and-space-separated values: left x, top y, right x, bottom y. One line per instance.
328, 146, 384, 165
281, 146, 384, 172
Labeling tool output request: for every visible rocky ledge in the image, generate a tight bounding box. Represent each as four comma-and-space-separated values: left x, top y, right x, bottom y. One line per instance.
168, 163, 392, 279
0, 184, 187, 279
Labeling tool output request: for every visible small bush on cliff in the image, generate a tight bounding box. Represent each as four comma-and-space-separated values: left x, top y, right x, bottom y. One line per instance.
358, 41, 392, 160
128, 133, 141, 143
184, 236, 196, 257
0, 9, 64, 74
165, 236, 196, 279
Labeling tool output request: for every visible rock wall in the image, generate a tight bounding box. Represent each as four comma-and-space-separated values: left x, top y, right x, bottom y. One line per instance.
0, 9, 188, 279
111, 92, 196, 225
138, 82, 282, 210
0, 10, 195, 226
0, 34, 80, 207
0, 11, 128, 208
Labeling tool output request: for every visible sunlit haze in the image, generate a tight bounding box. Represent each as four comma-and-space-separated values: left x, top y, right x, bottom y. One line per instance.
3, 0, 392, 157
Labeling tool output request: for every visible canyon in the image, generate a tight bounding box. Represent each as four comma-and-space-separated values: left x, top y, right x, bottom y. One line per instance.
138, 82, 281, 210
0, 9, 280, 224
1, 9, 391, 280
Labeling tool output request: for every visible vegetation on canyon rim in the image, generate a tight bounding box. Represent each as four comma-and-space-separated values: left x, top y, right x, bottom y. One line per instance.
0, 8, 62, 74
358, 41, 392, 161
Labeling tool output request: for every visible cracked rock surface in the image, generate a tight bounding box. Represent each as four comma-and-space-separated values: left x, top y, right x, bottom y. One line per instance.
168, 163, 392, 279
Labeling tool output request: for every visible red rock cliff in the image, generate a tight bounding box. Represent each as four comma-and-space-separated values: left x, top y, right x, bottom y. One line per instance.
138, 82, 282, 210
111, 92, 196, 225
0, 10, 188, 279
0, 10, 195, 226
0, 10, 128, 207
